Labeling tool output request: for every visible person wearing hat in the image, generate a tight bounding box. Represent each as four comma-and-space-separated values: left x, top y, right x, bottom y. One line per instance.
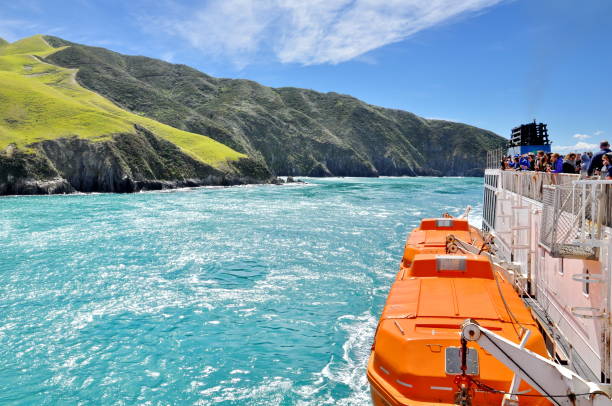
513, 156, 520, 170
587, 141, 611, 176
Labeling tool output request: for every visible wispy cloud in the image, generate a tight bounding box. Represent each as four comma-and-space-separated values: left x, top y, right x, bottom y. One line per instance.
572, 130, 607, 142
0, 18, 37, 42
152, 0, 504, 67
556, 141, 599, 153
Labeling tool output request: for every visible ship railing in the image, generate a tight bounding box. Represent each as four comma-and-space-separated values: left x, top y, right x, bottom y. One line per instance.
486, 148, 505, 169
499, 171, 579, 202
539, 180, 612, 258
487, 170, 612, 226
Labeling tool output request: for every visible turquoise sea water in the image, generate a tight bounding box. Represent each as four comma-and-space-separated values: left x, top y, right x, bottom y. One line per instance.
0, 177, 483, 405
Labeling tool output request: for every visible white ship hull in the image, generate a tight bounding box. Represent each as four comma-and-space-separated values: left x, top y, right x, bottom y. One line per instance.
482, 169, 612, 384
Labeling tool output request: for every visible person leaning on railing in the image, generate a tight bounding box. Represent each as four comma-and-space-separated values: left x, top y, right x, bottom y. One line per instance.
535, 151, 548, 172
549, 153, 563, 173
519, 154, 531, 170
529, 153, 536, 170
562, 153, 578, 173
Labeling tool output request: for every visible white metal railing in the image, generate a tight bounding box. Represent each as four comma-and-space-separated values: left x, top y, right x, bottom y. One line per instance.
540, 180, 612, 254
499, 171, 579, 202
486, 148, 505, 169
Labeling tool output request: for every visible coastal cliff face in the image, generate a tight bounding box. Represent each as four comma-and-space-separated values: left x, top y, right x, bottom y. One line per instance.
0, 126, 272, 195
44, 36, 506, 178
0, 35, 274, 195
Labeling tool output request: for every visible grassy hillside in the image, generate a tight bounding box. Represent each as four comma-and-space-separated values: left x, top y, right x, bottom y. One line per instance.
0, 35, 245, 166
45, 36, 506, 176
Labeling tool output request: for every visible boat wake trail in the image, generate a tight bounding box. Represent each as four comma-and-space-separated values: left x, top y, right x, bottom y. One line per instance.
294, 312, 377, 405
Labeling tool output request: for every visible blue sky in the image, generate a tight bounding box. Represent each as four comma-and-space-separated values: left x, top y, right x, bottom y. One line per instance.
1, 0, 610, 151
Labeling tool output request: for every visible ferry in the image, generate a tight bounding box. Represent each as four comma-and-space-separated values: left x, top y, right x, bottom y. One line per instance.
367, 122, 612, 405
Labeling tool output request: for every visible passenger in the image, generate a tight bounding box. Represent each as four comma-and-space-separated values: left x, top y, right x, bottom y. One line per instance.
528, 153, 536, 170
519, 154, 530, 170
535, 151, 547, 172
562, 153, 577, 173
600, 153, 612, 180
550, 153, 563, 173
580, 152, 592, 177
587, 141, 612, 176
542, 154, 550, 172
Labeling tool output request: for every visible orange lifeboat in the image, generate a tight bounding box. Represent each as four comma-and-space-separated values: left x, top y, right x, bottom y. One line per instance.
367, 218, 551, 405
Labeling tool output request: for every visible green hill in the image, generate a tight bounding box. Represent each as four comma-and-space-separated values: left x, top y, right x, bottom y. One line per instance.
0, 35, 244, 165
44, 35, 506, 177
0, 36, 271, 194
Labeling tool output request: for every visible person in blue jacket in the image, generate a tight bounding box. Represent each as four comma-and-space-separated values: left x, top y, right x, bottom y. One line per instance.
587, 141, 611, 176
550, 153, 563, 173
580, 152, 592, 177
519, 155, 530, 170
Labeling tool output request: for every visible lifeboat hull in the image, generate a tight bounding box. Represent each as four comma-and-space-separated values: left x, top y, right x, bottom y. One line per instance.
367, 218, 552, 406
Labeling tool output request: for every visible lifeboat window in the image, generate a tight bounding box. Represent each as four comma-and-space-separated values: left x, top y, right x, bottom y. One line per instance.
435, 219, 453, 228
436, 255, 466, 271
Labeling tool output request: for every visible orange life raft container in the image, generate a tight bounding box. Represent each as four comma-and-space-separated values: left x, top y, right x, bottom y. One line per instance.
367, 218, 551, 405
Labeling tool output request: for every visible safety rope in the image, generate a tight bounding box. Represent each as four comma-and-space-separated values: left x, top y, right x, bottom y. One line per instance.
488, 253, 526, 340
465, 375, 594, 399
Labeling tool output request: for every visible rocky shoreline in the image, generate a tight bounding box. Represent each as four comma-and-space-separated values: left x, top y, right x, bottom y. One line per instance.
0, 175, 281, 196
0, 175, 310, 197
0, 127, 275, 196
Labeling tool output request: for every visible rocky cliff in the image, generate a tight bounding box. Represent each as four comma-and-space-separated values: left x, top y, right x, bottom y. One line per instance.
44, 36, 506, 178
0, 126, 271, 195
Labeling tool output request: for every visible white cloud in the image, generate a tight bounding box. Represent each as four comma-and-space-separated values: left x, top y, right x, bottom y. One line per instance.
555, 141, 599, 153
594, 130, 604, 137
156, 0, 504, 66
0, 18, 32, 42
573, 133, 590, 140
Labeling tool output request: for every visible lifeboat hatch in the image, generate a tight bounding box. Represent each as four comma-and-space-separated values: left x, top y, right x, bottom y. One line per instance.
445, 347, 479, 375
